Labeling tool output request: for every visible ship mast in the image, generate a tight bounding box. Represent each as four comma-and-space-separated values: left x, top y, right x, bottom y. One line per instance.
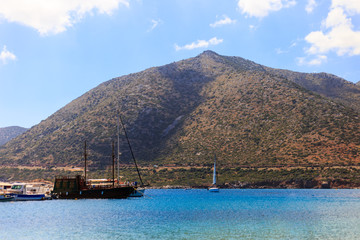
117, 114, 120, 184
119, 115, 144, 186
112, 141, 115, 188
213, 154, 217, 186
84, 140, 87, 182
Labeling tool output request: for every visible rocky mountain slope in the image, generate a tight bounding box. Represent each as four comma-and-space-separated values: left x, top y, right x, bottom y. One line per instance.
0, 51, 359, 170
0, 126, 28, 146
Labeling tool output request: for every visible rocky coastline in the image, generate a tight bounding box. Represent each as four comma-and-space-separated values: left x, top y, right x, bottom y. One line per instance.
150, 179, 360, 189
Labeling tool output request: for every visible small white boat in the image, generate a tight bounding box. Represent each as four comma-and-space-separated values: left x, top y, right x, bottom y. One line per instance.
8, 183, 46, 201
209, 154, 219, 192
209, 187, 219, 192
129, 188, 145, 197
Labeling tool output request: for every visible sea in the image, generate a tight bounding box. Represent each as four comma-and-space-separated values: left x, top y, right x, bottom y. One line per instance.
1, 189, 360, 240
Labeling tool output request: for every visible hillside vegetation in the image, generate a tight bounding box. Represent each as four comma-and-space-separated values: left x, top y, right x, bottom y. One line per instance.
0, 126, 28, 146
0, 51, 359, 175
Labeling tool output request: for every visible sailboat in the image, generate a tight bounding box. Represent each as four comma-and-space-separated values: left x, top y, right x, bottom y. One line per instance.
208, 154, 219, 192
51, 141, 135, 199
118, 114, 146, 197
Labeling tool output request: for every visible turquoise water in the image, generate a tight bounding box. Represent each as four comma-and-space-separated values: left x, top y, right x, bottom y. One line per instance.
1, 189, 360, 239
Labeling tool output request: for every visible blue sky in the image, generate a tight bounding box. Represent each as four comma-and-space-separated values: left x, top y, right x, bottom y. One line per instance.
0, 0, 359, 128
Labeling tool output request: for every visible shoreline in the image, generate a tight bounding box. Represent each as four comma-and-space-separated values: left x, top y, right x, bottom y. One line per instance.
1, 165, 360, 189
147, 179, 360, 189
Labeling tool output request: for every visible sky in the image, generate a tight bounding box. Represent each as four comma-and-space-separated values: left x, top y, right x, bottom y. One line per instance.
0, 0, 359, 128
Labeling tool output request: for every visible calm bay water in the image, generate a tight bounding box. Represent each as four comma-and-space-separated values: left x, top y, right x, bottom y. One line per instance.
1, 189, 360, 239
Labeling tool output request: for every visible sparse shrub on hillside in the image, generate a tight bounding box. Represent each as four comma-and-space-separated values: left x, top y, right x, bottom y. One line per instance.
0, 51, 359, 176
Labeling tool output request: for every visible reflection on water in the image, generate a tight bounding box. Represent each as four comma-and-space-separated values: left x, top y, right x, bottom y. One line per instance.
1, 189, 360, 239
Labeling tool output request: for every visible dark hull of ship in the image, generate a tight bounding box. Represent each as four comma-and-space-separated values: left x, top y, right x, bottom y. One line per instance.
54, 186, 135, 199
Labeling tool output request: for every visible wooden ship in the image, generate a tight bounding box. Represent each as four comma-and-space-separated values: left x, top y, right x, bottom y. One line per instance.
52, 141, 135, 199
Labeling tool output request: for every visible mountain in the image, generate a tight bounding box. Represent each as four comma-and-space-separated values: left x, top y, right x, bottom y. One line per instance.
0, 51, 359, 170
0, 126, 28, 146
264, 68, 360, 112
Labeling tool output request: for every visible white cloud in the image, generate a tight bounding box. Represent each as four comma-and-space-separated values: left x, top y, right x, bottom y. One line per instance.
237, 0, 296, 18
0, 45, 16, 64
309, 55, 327, 65
297, 55, 327, 66
175, 37, 223, 51
296, 57, 306, 65
147, 19, 162, 32
305, 0, 317, 13
0, 0, 129, 36
300, 0, 360, 66
305, 2, 360, 57
276, 39, 300, 54
290, 41, 297, 48
210, 15, 236, 28
331, 0, 360, 14
275, 48, 288, 54
249, 24, 259, 31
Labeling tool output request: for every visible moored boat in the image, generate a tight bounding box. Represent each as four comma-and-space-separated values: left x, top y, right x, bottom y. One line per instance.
52, 175, 134, 199
118, 114, 148, 197
8, 183, 46, 201
208, 154, 219, 192
52, 141, 135, 199
0, 194, 15, 202
208, 186, 219, 192
129, 188, 145, 197
0, 182, 12, 193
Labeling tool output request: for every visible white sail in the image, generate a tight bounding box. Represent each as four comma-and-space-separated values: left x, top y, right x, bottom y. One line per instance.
209, 154, 219, 192
212, 155, 216, 185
